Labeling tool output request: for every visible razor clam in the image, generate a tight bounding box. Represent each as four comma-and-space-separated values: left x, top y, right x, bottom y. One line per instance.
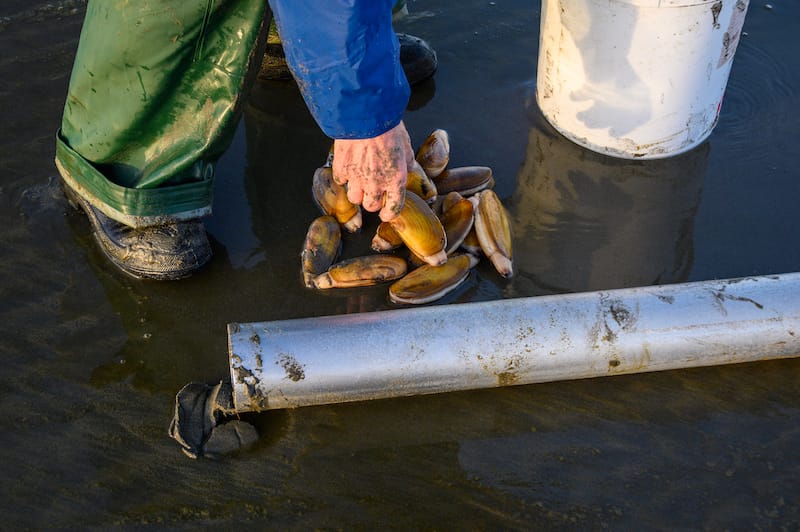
301, 215, 342, 288
314, 255, 408, 289
371, 221, 404, 252
405, 159, 438, 203
438, 191, 474, 255
311, 166, 362, 233
434, 166, 494, 196
389, 191, 447, 266
389, 253, 479, 305
460, 226, 482, 256
427, 195, 446, 216
471, 190, 514, 278
441, 190, 464, 212
415, 129, 450, 178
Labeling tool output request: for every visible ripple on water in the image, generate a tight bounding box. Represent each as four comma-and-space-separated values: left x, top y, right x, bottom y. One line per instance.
717, 37, 797, 158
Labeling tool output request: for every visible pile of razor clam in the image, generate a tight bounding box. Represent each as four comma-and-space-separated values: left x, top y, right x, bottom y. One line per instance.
301, 129, 513, 305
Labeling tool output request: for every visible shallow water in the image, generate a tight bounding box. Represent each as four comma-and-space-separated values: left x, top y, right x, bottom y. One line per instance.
1, 0, 798, 528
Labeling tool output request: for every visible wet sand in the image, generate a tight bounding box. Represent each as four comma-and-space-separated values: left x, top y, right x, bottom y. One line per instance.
1, 0, 798, 528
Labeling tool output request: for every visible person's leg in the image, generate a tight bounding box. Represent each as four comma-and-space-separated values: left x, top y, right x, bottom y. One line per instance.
56, 0, 270, 278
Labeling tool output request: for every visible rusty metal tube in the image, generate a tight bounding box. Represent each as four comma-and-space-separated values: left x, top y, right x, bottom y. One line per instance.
227, 273, 800, 412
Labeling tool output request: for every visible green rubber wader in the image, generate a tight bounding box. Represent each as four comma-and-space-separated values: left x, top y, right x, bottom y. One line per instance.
55, 0, 270, 227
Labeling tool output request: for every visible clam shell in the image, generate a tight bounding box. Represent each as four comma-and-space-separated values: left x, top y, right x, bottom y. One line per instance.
372, 222, 404, 252
434, 166, 494, 196
311, 166, 362, 232
426, 195, 446, 216
405, 159, 438, 203
408, 250, 427, 268
389, 253, 479, 305
314, 255, 408, 289
389, 191, 447, 266
301, 215, 342, 288
471, 190, 514, 278
415, 129, 450, 178
441, 190, 464, 212
460, 226, 483, 256
438, 192, 474, 255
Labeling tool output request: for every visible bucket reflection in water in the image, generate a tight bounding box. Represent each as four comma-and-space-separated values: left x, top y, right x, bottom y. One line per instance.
510, 111, 708, 295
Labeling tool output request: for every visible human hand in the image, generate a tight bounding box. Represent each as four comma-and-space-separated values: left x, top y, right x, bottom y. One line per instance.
332, 121, 414, 222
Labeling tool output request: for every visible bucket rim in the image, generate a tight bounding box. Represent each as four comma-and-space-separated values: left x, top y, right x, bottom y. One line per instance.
609, 0, 730, 9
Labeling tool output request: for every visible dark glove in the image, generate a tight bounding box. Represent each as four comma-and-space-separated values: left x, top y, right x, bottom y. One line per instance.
168, 381, 258, 459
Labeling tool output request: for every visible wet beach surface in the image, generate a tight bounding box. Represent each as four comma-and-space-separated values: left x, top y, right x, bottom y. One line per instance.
1, 0, 798, 528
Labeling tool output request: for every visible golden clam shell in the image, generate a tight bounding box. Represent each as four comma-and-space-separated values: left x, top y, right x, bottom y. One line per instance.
371, 222, 404, 252
434, 166, 494, 196
389, 253, 479, 305
408, 250, 427, 268
471, 190, 514, 278
389, 191, 447, 266
405, 159, 438, 203
301, 215, 342, 288
311, 166, 362, 233
314, 255, 408, 289
438, 192, 474, 255
415, 129, 450, 178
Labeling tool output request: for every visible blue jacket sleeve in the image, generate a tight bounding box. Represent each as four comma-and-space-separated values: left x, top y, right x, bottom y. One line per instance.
268, 0, 410, 139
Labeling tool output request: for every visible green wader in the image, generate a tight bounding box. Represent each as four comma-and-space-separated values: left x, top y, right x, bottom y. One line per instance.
55, 0, 271, 228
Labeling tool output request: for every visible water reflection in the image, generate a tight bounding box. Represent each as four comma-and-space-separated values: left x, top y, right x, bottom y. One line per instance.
243, 80, 392, 315
84, 79, 427, 392
510, 110, 708, 295
406, 76, 436, 111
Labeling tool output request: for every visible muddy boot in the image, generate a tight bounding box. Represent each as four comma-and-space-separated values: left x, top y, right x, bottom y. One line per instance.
62, 180, 212, 281
397, 33, 438, 86
258, 32, 437, 86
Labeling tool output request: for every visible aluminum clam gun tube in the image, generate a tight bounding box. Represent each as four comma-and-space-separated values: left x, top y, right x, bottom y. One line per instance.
227, 273, 800, 412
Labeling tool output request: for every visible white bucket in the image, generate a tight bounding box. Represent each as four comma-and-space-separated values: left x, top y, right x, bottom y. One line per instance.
536, 0, 749, 159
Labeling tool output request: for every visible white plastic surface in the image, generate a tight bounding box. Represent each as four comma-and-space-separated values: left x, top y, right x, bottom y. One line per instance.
536, 0, 749, 158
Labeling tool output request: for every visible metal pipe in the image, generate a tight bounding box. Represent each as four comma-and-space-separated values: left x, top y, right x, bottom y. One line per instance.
228, 273, 800, 412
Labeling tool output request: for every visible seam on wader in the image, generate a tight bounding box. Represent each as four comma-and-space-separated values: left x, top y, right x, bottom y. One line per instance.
194, 0, 215, 62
